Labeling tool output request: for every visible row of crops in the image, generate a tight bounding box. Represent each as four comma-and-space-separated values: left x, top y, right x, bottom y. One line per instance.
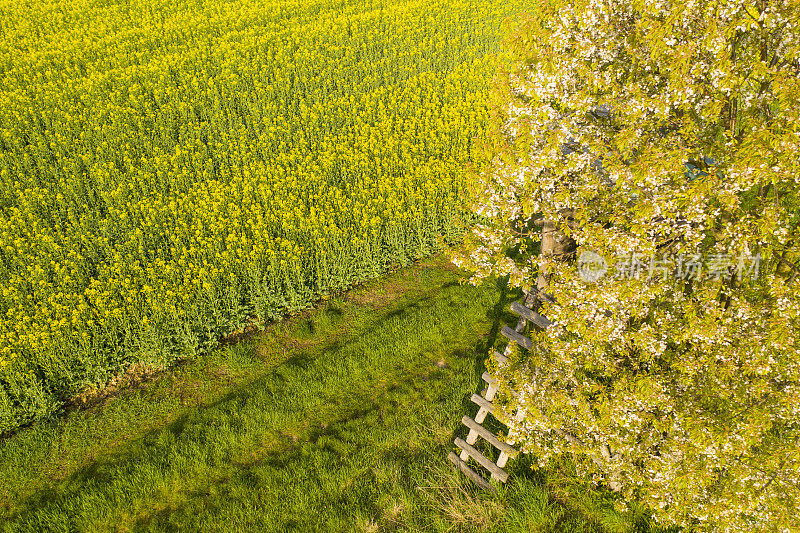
0, 0, 526, 433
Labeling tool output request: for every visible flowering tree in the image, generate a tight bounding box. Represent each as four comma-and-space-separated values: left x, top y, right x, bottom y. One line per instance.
451, 0, 800, 530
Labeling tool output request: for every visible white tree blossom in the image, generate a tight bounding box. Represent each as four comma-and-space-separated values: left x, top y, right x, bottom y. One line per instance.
452, 1, 800, 530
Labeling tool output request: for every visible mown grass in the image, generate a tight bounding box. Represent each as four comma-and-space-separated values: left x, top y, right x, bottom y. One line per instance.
0, 252, 673, 532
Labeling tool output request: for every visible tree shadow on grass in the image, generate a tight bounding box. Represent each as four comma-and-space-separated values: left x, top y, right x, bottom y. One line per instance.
4, 340, 455, 531
4, 263, 506, 531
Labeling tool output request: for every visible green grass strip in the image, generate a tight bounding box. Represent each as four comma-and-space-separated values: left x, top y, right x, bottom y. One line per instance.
0, 254, 672, 532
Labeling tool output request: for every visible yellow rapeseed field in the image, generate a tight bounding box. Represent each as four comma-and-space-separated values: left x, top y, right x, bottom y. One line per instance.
0, 0, 524, 432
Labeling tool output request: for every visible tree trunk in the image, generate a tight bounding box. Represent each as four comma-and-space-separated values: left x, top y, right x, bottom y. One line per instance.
536, 213, 576, 298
